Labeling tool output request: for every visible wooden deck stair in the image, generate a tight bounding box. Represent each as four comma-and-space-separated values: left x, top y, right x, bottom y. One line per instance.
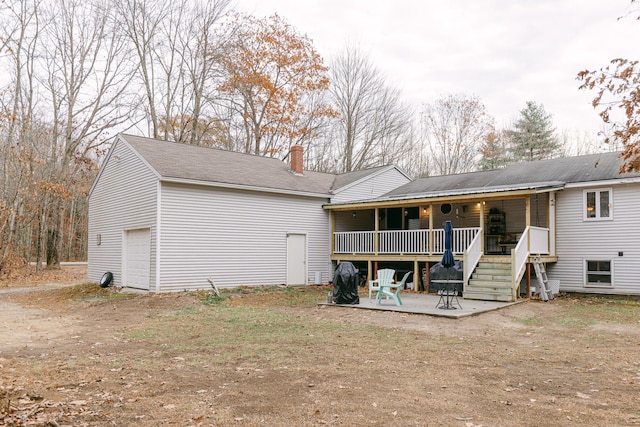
465, 261, 516, 302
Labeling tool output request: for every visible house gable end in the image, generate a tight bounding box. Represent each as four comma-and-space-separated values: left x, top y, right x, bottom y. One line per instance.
89, 135, 161, 199
331, 166, 412, 204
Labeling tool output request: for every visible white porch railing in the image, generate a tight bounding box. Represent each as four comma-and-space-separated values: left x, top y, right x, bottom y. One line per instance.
334, 231, 375, 254
433, 227, 481, 254
529, 226, 550, 255
334, 227, 481, 255
379, 230, 429, 254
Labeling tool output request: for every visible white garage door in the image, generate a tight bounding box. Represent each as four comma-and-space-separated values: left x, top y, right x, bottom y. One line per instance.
124, 228, 151, 290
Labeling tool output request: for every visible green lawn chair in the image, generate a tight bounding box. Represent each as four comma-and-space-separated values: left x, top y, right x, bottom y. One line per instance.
375, 271, 411, 306
368, 268, 395, 299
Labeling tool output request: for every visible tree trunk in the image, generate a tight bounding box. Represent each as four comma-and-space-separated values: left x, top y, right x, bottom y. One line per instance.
36, 209, 44, 275
46, 227, 58, 267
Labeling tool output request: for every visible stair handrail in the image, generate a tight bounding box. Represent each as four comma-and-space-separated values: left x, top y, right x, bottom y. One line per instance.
511, 226, 530, 299
463, 230, 483, 291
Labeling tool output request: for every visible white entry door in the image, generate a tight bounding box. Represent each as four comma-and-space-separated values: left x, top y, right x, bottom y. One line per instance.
287, 233, 307, 285
124, 228, 151, 290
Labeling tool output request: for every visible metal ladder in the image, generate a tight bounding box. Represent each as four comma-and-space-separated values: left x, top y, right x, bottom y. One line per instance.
532, 257, 553, 301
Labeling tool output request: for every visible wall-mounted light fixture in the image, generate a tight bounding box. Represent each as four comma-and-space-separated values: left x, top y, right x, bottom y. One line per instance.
352, 211, 357, 218
96, 234, 102, 246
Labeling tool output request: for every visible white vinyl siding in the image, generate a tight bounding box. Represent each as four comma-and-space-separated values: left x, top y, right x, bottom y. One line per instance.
547, 184, 640, 295
88, 139, 158, 287
331, 168, 411, 203
157, 183, 330, 291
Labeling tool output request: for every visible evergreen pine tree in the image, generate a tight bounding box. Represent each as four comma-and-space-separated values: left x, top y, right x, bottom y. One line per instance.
508, 101, 559, 161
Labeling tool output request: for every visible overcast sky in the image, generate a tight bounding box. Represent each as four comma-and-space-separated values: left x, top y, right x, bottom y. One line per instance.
233, 0, 638, 133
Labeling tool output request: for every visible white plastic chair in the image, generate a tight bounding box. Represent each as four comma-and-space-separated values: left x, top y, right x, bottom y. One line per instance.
368, 268, 395, 299
376, 271, 411, 306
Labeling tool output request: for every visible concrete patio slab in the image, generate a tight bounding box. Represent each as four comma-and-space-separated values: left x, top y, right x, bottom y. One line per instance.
319, 292, 524, 318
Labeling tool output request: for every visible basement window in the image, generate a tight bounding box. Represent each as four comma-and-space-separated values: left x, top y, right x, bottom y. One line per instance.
584, 260, 612, 287
584, 188, 612, 220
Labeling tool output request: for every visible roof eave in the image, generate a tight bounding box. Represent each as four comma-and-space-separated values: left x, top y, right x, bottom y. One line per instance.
564, 176, 640, 188
323, 183, 565, 210
161, 177, 331, 199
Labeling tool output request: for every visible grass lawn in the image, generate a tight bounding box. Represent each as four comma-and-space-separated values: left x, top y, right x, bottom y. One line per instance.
2, 283, 640, 426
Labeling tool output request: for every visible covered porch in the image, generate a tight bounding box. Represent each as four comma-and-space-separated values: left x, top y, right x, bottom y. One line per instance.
325, 187, 559, 302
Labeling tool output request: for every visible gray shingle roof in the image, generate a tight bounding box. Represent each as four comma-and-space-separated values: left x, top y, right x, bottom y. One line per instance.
384, 151, 640, 199
121, 134, 385, 196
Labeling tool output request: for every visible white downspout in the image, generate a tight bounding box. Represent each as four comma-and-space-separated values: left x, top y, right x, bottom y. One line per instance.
549, 191, 556, 257
155, 181, 161, 293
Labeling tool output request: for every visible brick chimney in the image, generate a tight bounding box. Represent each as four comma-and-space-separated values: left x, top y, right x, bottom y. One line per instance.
290, 145, 303, 175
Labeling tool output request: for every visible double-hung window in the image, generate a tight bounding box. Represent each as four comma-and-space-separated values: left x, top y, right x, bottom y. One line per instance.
584, 188, 612, 220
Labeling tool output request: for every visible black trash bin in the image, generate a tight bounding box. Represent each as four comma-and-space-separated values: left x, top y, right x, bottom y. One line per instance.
332, 262, 360, 304
428, 260, 464, 294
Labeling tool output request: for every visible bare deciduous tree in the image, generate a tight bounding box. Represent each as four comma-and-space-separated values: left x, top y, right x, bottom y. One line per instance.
420, 94, 495, 176
40, 0, 134, 267
115, 0, 168, 139
0, 0, 44, 272
163, 0, 231, 146
117, 0, 231, 145
326, 44, 414, 173
0, 0, 235, 274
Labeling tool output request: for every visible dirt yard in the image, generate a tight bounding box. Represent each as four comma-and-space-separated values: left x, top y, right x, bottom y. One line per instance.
2, 266, 640, 426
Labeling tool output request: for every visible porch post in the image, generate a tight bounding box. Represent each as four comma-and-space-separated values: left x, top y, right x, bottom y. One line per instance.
413, 260, 420, 292
428, 204, 434, 255
374, 207, 379, 254
479, 201, 485, 252
330, 210, 336, 255
525, 195, 531, 252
